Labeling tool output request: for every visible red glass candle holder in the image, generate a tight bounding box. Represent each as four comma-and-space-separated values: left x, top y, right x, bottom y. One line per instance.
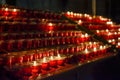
30, 61, 40, 75
56, 54, 66, 66
40, 57, 49, 70
5, 55, 15, 67
49, 56, 57, 67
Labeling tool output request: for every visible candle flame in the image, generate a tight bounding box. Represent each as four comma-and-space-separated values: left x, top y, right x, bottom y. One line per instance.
43, 57, 46, 63
93, 47, 97, 52
13, 9, 17, 12
108, 40, 112, 43
48, 23, 53, 26
100, 46, 103, 50
106, 21, 113, 25
89, 42, 92, 45
33, 61, 37, 66
5, 8, 8, 11
67, 11, 70, 15
96, 30, 100, 33
57, 54, 61, 58
50, 56, 54, 60
85, 48, 88, 54
78, 20, 82, 25
85, 33, 88, 37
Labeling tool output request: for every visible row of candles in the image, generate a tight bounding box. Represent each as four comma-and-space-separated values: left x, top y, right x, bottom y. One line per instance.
65, 11, 120, 48
3, 41, 106, 66
0, 34, 90, 51
0, 16, 67, 24
0, 31, 88, 40
0, 7, 61, 19
1, 44, 109, 79
95, 30, 119, 39
0, 22, 77, 32
65, 11, 110, 25
86, 24, 120, 30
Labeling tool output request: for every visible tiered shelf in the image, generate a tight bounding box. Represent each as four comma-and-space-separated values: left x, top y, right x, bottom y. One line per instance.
0, 5, 117, 80
64, 11, 120, 48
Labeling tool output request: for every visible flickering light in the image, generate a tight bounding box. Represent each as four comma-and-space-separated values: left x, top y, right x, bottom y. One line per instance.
33, 61, 37, 66
67, 11, 70, 15
106, 21, 113, 25
114, 32, 117, 35
106, 29, 109, 32
93, 47, 97, 52
78, 20, 82, 25
13, 9, 17, 12
5, 8, 8, 11
108, 40, 112, 43
96, 30, 100, 33
85, 33, 88, 37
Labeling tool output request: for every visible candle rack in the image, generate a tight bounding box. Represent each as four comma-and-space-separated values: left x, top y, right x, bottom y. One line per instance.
0, 5, 117, 80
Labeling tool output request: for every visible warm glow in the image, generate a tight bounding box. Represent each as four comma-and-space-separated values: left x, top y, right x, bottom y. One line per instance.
93, 47, 97, 52
33, 61, 37, 66
93, 42, 96, 45
43, 57, 47, 63
119, 28, 120, 31
50, 56, 54, 60
112, 39, 115, 42
118, 37, 120, 40
108, 40, 112, 43
89, 16, 92, 20
56, 54, 62, 60
5, 8, 8, 11
74, 13, 77, 17
96, 30, 100, 33
48, 23, 53, 26
13, 9, 17, 12
89, 42, 92, 45
85, 33, 88, 37
81, 34, 84, 38
118, 42, 120, 46
103, 46, 106, 49
84, 48, 89, 54
78, 13, 82, 17
106, 21, 113, 25
106, 29, 109, 32
78, 20, 82, 25
67, 11, 71, 16
70, 12, 73, 16
57, 54, 61, 58
108, 32, 111, 36
114, 32, 117, 35
100, 46, 103, 50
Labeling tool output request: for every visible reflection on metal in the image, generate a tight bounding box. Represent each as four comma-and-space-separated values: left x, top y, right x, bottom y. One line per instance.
92, 0, 96, 17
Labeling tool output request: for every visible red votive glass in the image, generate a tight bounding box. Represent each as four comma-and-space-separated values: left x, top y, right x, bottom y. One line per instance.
41, 57, 49, 70
56, 54, 66, 66
49, 56, 57, 67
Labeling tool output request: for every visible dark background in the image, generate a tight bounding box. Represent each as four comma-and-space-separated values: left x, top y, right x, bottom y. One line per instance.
5, 0, 120, 24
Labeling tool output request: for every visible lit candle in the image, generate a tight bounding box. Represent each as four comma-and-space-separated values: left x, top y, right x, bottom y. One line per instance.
99, 45, 104, 55
81, 34, 85, 42
93, 47, 97, 56
56, 54, 65, 66
41, 57, 49, 70
31, 61, 39, 74
85, 33, 89, 41
4, 8, 9, 16
49, 56, 57, 67
78, 20, 82, 25
83, 48, 90, 60
12, 9, 17, 16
